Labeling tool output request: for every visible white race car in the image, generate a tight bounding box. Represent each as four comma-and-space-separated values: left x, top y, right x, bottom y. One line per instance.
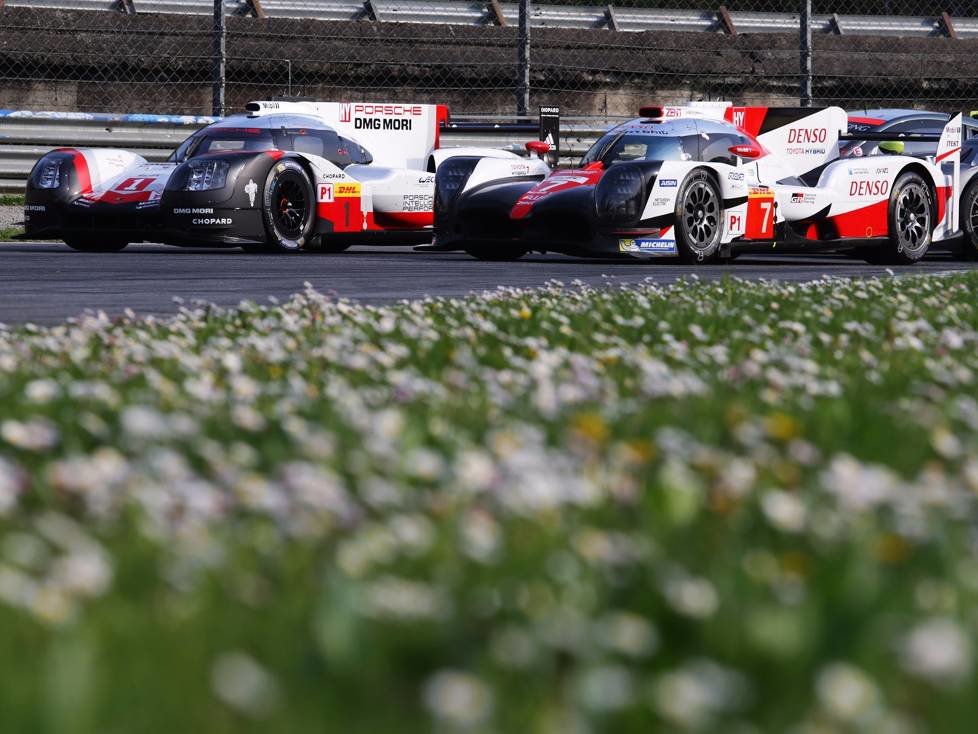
433, 101, 967, 264
24, 100, 521, 253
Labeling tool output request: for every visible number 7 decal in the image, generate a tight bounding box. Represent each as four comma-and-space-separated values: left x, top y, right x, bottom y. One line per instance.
745, 189, 776, 240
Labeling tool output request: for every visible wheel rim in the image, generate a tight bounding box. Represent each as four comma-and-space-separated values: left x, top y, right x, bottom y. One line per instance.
895, 183, 929, 251
683, 181, 719, 251
274, 178, 307, 237
970, 192, 978, 238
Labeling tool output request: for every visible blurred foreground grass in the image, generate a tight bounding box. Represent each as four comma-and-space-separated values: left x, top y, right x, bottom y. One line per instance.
2, 273, 978, 732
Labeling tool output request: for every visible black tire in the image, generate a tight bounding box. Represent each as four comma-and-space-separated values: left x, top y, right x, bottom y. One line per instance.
63, 236, 128, 253
864, 171, 932, 265
464, 247, 528, 261
674, 170, 722, 264
261, 160, 315, 253
955, 179, 978, 261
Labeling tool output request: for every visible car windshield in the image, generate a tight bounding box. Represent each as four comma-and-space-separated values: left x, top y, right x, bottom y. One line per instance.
169, 128, 275, 163
168, 127, 372, 167
581, 132, 688, 167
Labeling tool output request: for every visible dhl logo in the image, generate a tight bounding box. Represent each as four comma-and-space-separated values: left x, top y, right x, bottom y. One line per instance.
335, 183, 361, 197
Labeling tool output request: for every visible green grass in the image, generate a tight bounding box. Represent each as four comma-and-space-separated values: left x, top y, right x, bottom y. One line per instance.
0, 193, 25, 206
2, 273, 978, 732
0, 226, 24, 241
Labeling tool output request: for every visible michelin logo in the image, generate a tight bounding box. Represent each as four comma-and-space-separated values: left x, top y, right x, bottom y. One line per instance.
619, 238, 677, 255
245, 179, 258, 207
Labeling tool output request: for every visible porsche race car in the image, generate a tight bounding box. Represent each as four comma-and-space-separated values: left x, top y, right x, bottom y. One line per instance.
24, 100, 521, 253
433, 102, 969, 265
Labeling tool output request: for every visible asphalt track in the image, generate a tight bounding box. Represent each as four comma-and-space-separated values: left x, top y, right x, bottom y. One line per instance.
2, 241, 977, 325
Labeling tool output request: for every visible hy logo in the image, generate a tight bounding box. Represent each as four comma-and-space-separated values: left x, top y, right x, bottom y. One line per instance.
245, 179, 258, 207
340, 103, 352, 123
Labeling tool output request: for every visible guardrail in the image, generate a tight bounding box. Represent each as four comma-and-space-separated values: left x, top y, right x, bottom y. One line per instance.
5, 0, 978, 37
0, 110, 612, 192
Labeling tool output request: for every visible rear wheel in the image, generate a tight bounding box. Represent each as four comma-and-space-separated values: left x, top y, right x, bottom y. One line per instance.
464, 247, 528, 261
955, 180, 978, 260
261, 160, 315, 253
674, 170, 722, 264
63, 236, 128, 253
864, 171, 932, 265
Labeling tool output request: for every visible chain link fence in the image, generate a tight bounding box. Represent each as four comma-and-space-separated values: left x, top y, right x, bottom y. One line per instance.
0, 1, 976, 122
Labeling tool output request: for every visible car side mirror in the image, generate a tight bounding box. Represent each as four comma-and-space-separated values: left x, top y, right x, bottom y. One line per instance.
728, 144, 762, 159
525, 141, 550, 159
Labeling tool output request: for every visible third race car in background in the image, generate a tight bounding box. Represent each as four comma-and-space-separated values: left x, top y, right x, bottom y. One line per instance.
433, 102, 973, 265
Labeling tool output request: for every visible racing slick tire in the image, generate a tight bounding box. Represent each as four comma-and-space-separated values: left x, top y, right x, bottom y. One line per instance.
464, 247, 528, 261
63, 236, 128, 253
674, 170, 722, 264
865, 171, 932, 265
954, 180, 978, 260
261, 160, 315, 253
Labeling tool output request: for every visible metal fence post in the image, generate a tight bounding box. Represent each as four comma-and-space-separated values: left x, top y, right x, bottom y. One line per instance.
800, 0, 813, 106
212, 0, 226, 116
517, 0, 530, 117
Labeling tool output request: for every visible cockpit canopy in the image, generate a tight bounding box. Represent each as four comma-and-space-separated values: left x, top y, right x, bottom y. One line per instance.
580, 118, 758, 168
169, 113, 373, 168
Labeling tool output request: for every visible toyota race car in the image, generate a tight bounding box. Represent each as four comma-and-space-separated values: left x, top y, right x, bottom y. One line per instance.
433, 102, 969, 265
23, 100, 523, 253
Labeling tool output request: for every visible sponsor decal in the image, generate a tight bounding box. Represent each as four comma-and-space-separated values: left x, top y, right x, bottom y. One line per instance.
659, 179, 678, 188
875, 167, 890, 175
790, 192, 816, 204
173, 207, 215, 215
343, 103, 424, 131
403, 194, 433, 212
849, 180, 890, 197
728, 213, 743, 230
848, 167, 870, 175
787, 128, 827, 144
318, 183, 335, 203
748, 186, 771, 196
322, 172, 348, 180
651, 197, 671, 207
618, 238, 677, 255
245, 179, 258, 207
136, 201, 159, 210
73, 198, 93, 208
417, 175, 435, 185
727, 171, 745, 182
193, 218, 232, 225
24, 204, 46, 212
335, 183, 362, 198
356, 118, 413, 131
510, 164, 531, 176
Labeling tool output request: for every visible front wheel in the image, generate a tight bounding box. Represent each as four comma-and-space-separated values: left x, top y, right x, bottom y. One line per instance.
63, 236, 128, 253
955, 179, 978, 260
674, 170, 722, 264
865, 171, 932, 265
261, 160, 315, 253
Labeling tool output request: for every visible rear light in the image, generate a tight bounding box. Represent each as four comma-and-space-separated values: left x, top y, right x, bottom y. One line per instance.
36, 159, 63, 189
